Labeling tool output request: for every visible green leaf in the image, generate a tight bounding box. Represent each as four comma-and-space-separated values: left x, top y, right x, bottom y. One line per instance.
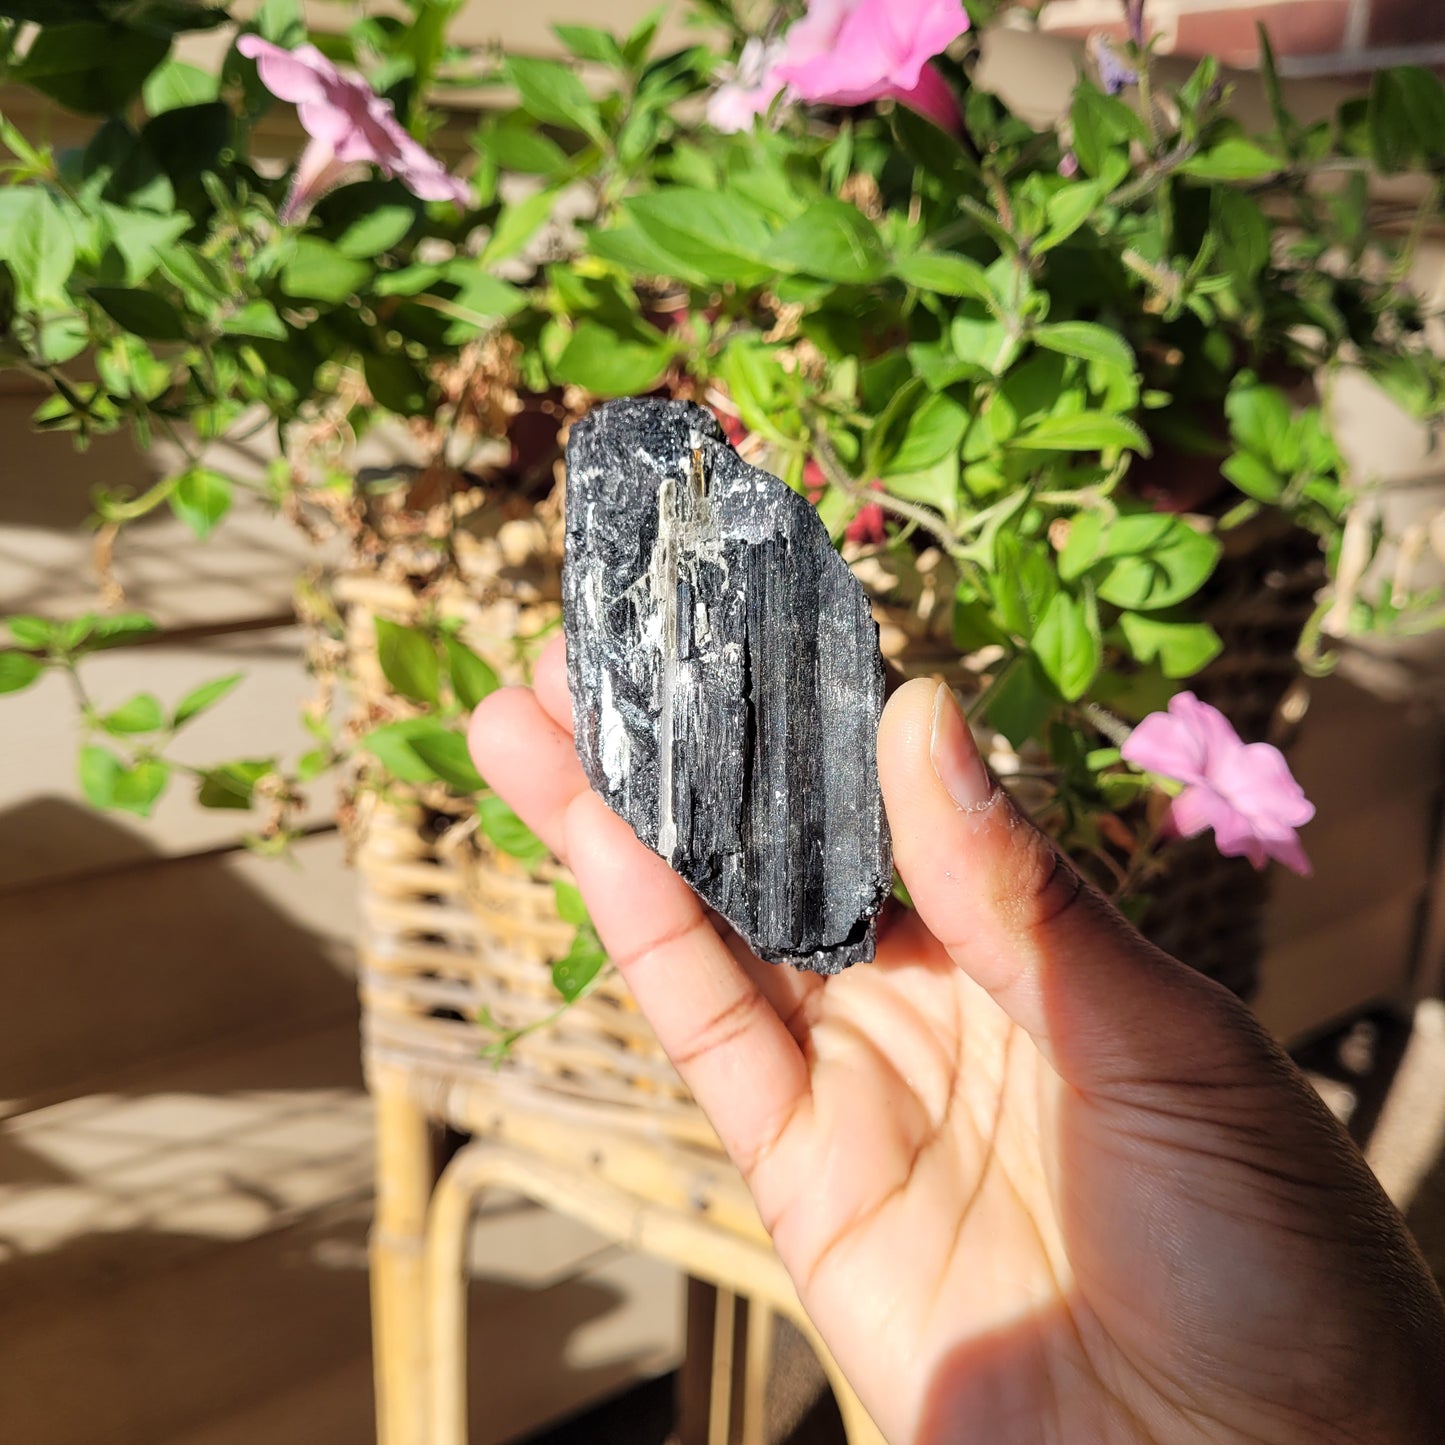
16, 23, 169, 115
197, 759, 273, 809
552, 22, 624, 66
1032, 589, 1101, 702
987, 655, 1053, 749
949, 307, 1021, 377
359, 718, 454, 784
886, 452, 960, 515
553, 880, 589, 926
1117, 613, 1223, 678
173, 672, 243, 727
765, 200, 885, 284
103, 206, 190, 284
1179, 138, 1280, 181
552, 319, 671, 396
170, 467, 232, 539
7, 615, 53, 649
552, 923, 606, 1002
503, 55, 602, 138
8, 190, 76, 303
444, 637, 499, 711
1069, 82, 1145, 178
1225, 379, 1294, 470
140, 100, 232, 184
407, 729, 485, 793
1211, 189, 1271, 283
113, 758, 170, 817
1095, 517, 1221, 610
1032, 322, 1134, 374
1368, 67, 1445, 173
622, 189, 774, 285
994, 533, 1058, 640
89, 614, 159, 649
479, 187, 561, 267
1035, 179, 1106, 253
35, 312, 90, 365
220, 300, 288, 341
90, 286, 187, 341
883, 391, 969, 476
483, 121, 569, 176
57, 616, 97, 650
895, 250, 995, 303
297, 747, 330, 781
279, 238, 371, 303
1058, 511, 1104, 581
0, 651, 43, 694
256, 0, 305, 43
621, 4, 664, 67
363, 351, 431, 416
143, 58, 218, 113
477, 794, 548, 864
375, 618, 441, 705
79, 744, 124, 808
1220, 451, 1284, 503
1012, 412, 1150, 456
334, 204, 416, 260
102, 692, 164, 734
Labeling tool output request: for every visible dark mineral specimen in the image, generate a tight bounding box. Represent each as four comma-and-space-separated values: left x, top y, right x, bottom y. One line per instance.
562, 397, 891, 973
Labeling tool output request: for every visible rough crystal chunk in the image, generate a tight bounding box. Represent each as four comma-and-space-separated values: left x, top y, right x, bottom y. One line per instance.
562, 398, 891, 973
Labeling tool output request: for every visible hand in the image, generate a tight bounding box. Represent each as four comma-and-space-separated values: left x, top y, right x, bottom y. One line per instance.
470, 638, 1445, 1445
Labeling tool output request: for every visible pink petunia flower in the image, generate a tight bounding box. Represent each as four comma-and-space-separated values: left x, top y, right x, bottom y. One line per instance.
707, 36, 790, 133
1121, 691, 1315, 875
707, 0, 969, 135
237, 35, 470, 223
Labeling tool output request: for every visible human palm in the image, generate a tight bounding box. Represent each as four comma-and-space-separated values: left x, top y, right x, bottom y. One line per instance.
471, 641, 1445, 1445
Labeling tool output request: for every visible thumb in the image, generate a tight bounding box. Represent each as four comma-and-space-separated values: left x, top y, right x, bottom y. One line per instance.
877, 677, 1266, 1094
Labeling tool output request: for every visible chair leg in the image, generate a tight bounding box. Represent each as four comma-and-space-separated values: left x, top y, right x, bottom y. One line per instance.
677, 1277, 719, 1445
424, 1141, 498, 1445
738, 1297, 774, 1445
370, 1075, 435, 1445
710, 1287, 742, 1445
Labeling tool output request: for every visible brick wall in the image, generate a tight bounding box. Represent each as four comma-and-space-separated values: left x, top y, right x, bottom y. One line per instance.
1036, 0, 1445, 76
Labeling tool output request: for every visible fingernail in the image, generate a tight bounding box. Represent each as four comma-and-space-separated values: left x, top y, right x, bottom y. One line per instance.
930, 683, 994, 810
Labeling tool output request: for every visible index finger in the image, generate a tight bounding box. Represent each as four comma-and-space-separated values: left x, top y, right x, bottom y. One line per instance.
565, 788, 813, 1185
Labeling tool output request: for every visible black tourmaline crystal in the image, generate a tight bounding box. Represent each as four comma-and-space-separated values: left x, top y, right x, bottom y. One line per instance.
561, 397, 891, 973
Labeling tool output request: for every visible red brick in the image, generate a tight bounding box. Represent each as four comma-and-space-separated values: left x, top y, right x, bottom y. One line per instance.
1368, 0, 1445, 46
1174, 1, 1351, 65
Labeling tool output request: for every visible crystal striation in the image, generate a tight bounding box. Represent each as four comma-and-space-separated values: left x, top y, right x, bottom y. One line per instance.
562, 397, 891, 973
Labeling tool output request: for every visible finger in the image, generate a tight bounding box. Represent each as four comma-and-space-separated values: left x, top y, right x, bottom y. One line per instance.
713, 914, 825, 1046
468, 686, 588, 862
566, 788, 812, 1178
877, 677, 1257, 1092
533, 633, 572, 734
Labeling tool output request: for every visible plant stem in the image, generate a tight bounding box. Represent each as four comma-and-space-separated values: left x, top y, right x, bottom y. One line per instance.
810, 428, 963, 557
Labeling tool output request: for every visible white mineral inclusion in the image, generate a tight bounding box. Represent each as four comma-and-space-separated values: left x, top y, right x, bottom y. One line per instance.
597, 669, 630, 789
